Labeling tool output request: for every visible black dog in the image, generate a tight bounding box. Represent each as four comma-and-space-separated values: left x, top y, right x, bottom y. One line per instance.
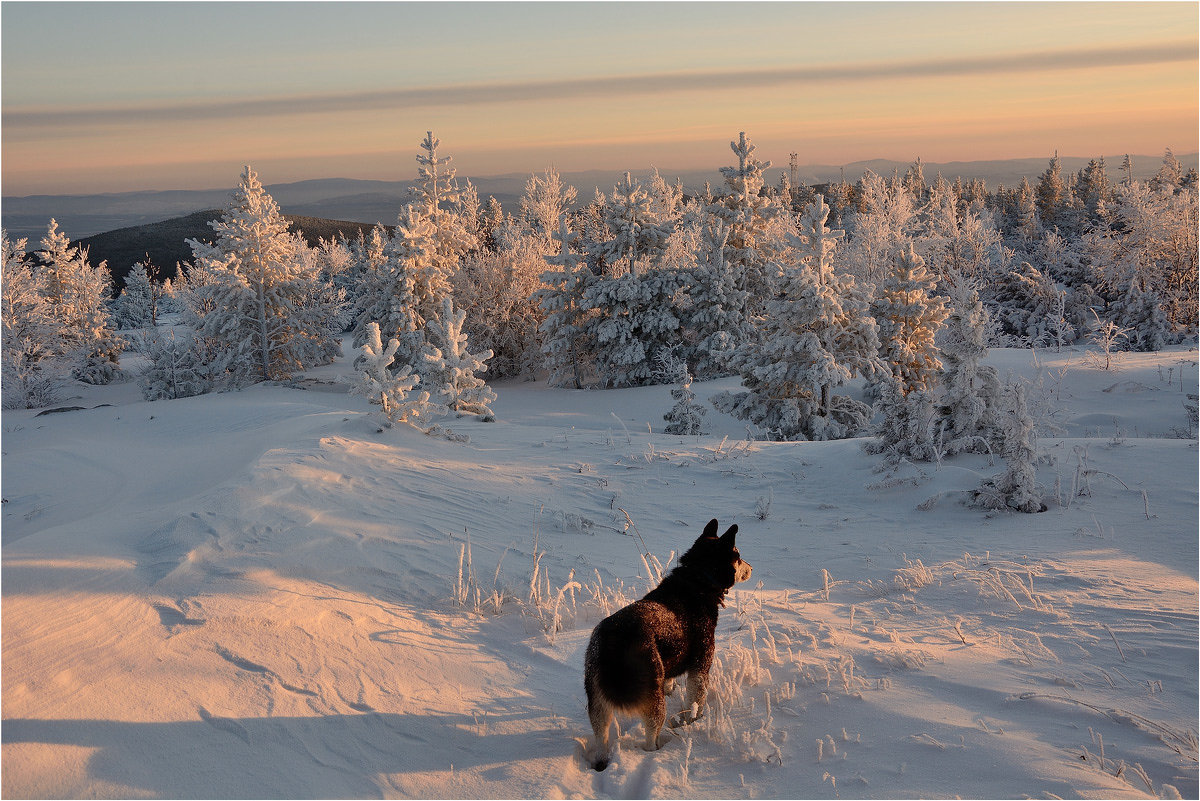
583, 519, 752, 771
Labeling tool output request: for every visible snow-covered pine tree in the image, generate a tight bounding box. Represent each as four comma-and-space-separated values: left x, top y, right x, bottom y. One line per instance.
139, 328, 212, 401
351, 321, 445, 429
451, 231, 546, 379
844, 168, 917, 285
712, 243, 881, 441
986, 261, 1060, 346
791, 195, 844, 283
2, 231, 66, 408
656, 350, 706, 435
937, 277, 1002, 455
410, 131, 477, 274
974, 379, 1045, 513
1035, 153, 1066, 229
537, 217, 596, 388
1111, 277, 1169, 352
185, 166, 343, 385
708, 132, 781, 311
686, 219, 751, 378
33, 219, 125, 382
419, 297, 496, 420
592, 172, 674, 269
581, 257, 687, 388
1012, 177, 1041, 247
866, 374, 938, 463
872, 243, 948, 396
114, 259, 160, 330
1150, 147, 1184, 193
519, 166, 578, 243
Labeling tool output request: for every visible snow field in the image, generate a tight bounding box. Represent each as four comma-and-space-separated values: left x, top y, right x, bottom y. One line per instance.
2, 346, 1197, 798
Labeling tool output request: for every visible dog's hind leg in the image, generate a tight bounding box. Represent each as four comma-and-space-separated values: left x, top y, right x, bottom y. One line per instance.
586, 687, 614, 771
640, 691, 667, 752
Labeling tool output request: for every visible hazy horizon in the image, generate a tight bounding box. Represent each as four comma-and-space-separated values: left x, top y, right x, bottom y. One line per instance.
3, 1, 1197, 196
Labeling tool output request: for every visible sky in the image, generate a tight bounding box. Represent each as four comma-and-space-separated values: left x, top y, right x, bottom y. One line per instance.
2, 1, 1197, 196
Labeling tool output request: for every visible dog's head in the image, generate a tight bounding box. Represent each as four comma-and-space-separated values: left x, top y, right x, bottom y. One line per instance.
679, 518, 752, 589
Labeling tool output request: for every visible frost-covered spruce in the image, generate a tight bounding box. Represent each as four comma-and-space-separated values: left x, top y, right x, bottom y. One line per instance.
986, 261, 1060, 345
581, 259, 686, 388
657, 350, 706, 435
114, 260, 159, 329
420, 298, 497, 420
938, 278, 1002, 454
140, 329, 212, 401
536, 218, 596, 388
2, 231, 68, 408
35, 219, 125, 381
351, 321, 446, 429
867, 374, 938, 463
410, 131, 478, 272
685, 219, 751, 377
872, 243, 948, 395
974, 379, 1045, 513
712, 249, 881, 441
591, 172, 674, 269
186, 166, 343, 385
707, 131, 781, 309
1111, 277, 1169, 352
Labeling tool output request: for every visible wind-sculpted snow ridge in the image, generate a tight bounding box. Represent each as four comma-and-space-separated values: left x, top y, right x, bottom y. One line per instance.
2, 347, 1197, 799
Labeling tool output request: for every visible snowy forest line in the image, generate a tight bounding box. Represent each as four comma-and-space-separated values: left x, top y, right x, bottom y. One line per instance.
4, 132, 1197, 477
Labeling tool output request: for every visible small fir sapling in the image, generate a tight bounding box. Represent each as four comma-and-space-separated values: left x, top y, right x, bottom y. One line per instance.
351, 321, 446, 429
656, 350, 706, 435
1111, 278, 1168, 352
419, 297, 497, 420
974, 379, 1046, 513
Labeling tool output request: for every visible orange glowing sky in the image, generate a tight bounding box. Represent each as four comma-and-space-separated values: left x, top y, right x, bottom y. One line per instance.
2, 1, 1197, 195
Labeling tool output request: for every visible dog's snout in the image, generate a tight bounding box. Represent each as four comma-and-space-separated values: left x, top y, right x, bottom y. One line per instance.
734, 559, 752, 583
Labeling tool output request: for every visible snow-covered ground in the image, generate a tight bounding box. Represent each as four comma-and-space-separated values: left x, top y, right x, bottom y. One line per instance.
3, 344, 1197, 799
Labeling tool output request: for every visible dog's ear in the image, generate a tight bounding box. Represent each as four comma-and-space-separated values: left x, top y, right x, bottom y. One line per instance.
719, 524, 738, 545
700, 519, 719, 540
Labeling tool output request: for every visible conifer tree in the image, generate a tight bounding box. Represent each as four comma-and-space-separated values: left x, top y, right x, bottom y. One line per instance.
139, 329, 212, 400
938, 278, 1002, 454
1035, 153, 1066, 228
872, 243, 948, 395
656, 350, 706, 435
419, 297, 497, 420
708, 131, 781, 310
686, 219, 751, 377
114, 259, 159, 329
974, 379, 1045, 513
712, 243, 881, 441
537, 218, 596, 388
581, 257, 686, 388
593, 172, 674, 269
519, 166, 578, 243
410, 131, 477, 271
2, 231, 66, 408
186, 166, 343, 385
351, 321, 445, 429
1112, 277, 1169, 352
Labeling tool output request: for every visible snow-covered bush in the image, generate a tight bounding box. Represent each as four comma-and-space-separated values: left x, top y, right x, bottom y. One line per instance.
867, 376, 938, 464
537, 218, 597, 389
872, 243, 947, 396
113, 260, 160, 330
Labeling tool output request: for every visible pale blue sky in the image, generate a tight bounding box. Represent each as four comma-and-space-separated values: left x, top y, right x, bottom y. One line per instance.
2, 2, 1196, 194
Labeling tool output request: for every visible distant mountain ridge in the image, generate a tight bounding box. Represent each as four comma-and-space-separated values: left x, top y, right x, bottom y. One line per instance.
4, 154, 1194, 244
71, 211, 388, 289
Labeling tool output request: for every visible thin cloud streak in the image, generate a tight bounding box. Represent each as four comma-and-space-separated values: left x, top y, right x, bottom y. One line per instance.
5, 41, 1194, 130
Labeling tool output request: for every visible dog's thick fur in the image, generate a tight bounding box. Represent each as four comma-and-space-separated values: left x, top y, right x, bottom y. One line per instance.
583, 519, 752, 771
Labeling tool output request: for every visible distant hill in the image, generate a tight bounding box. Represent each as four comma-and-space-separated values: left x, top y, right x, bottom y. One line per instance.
7, 154, 1195, 243
72, 210, 388, 290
